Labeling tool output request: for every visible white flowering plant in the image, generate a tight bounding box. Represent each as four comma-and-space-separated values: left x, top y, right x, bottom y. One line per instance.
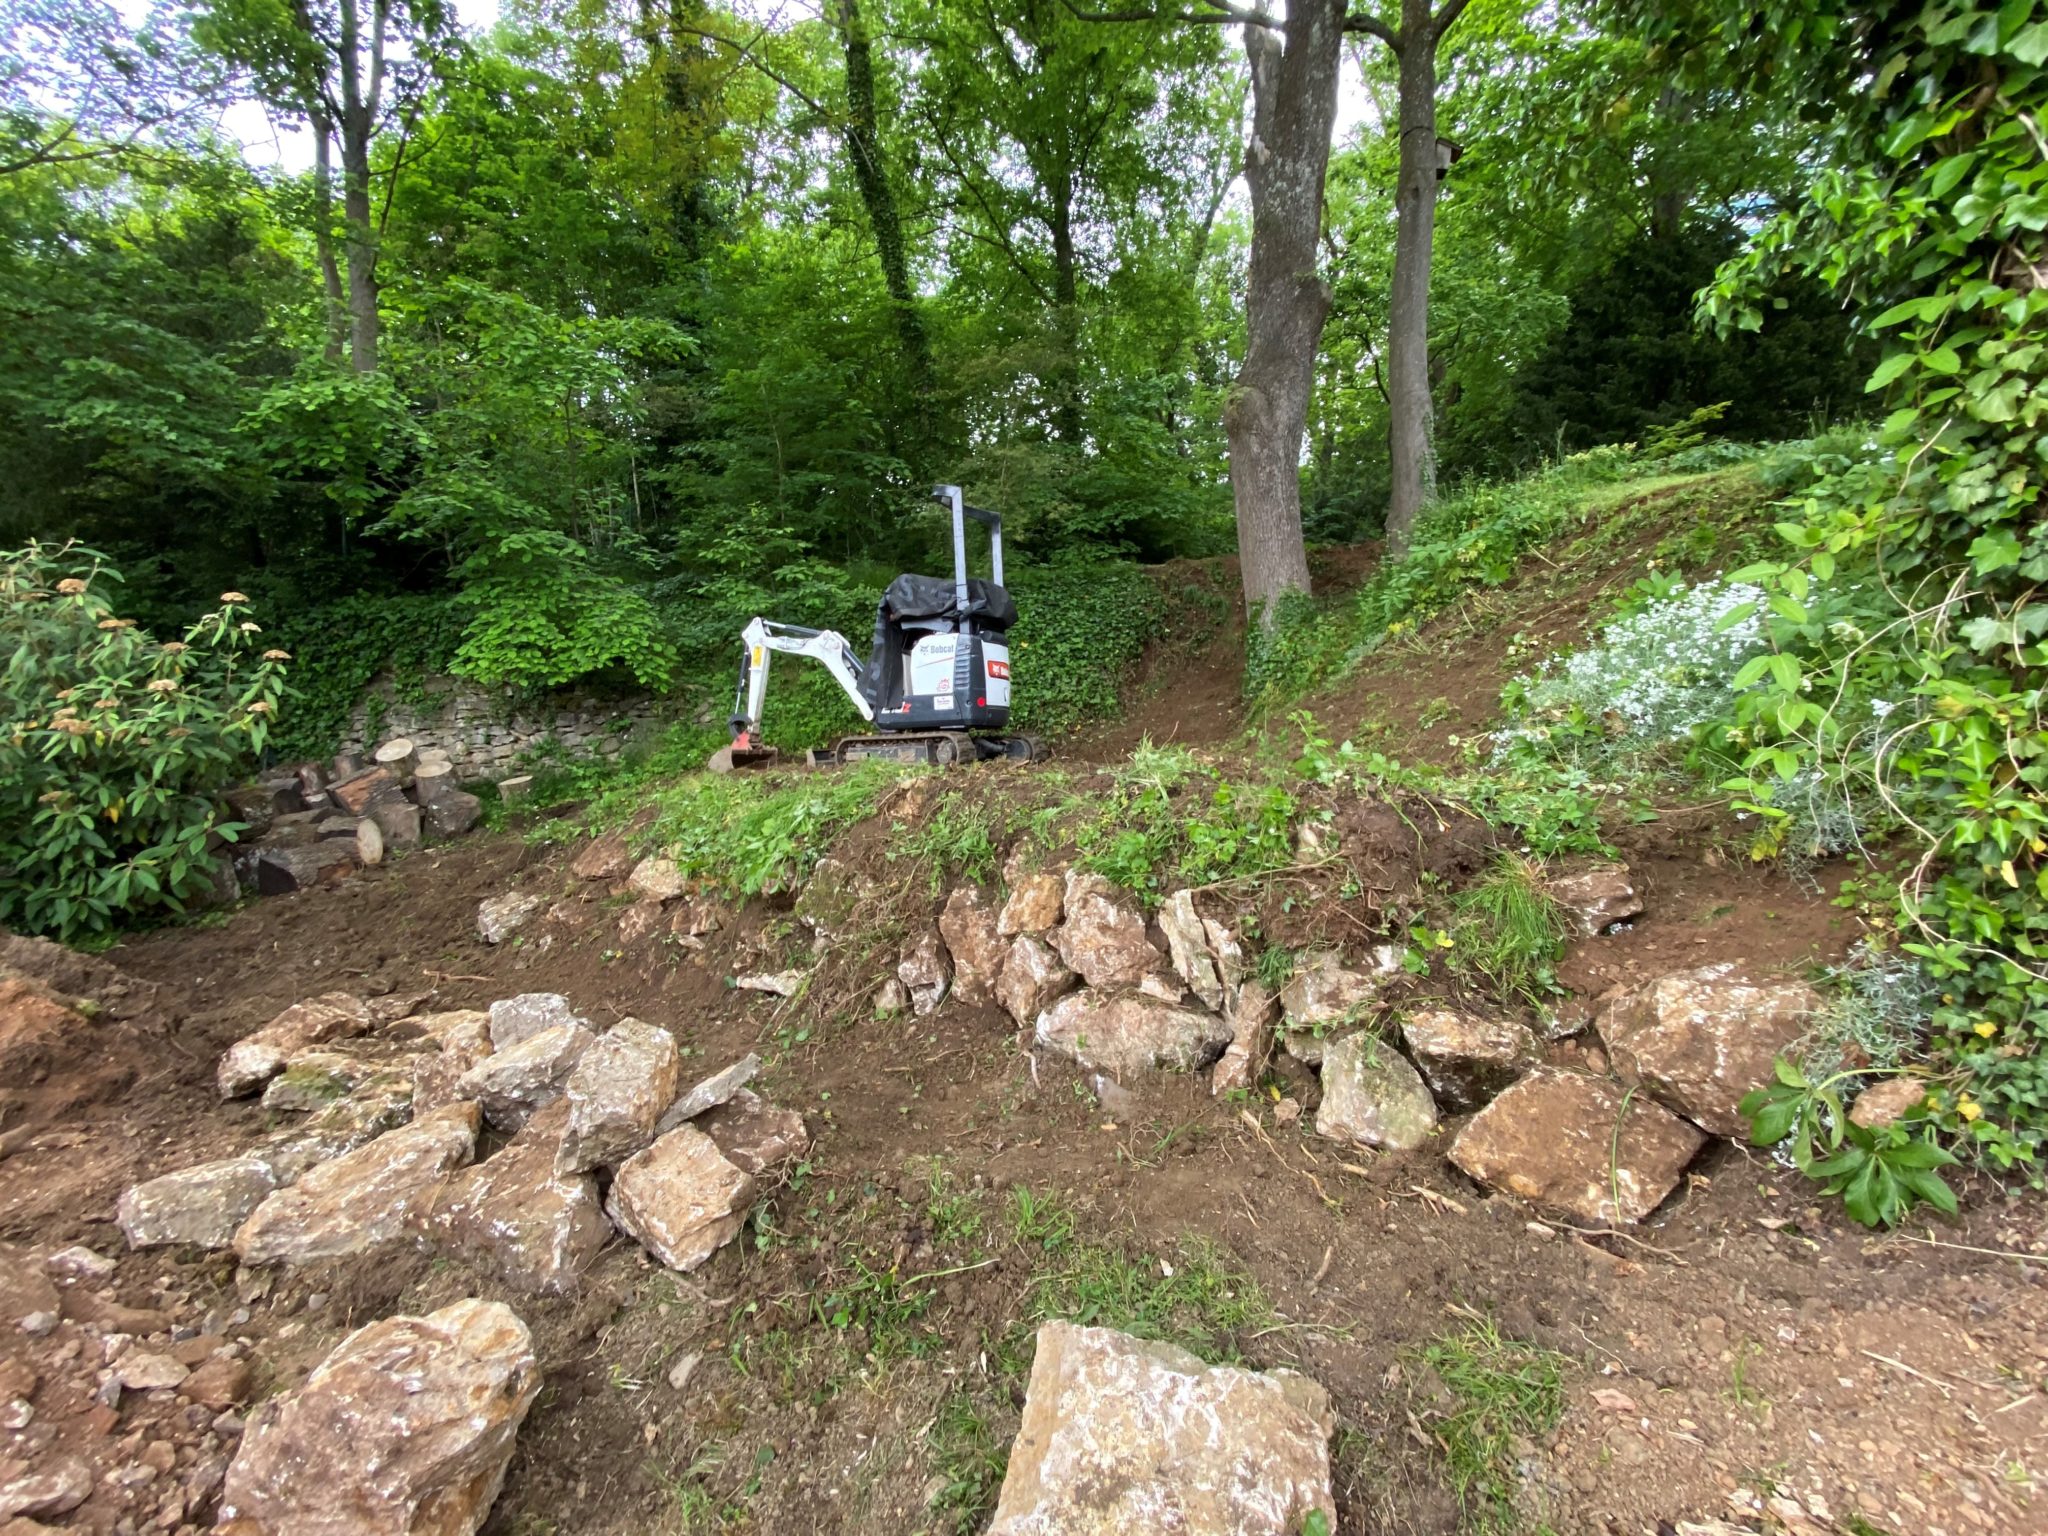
1, 542, 289, 939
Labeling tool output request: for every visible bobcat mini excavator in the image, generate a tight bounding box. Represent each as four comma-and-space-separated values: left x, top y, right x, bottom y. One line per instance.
708, 486, 1042, 771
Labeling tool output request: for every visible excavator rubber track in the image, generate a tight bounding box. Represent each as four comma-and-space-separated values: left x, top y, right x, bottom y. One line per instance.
811, 733, 1043, 768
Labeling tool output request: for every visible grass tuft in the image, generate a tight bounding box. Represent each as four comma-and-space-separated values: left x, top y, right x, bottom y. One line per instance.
1414, 1319, 1567, 1534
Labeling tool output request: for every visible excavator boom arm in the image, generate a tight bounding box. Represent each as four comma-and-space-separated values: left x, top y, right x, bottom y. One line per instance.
729, 617, 874, 741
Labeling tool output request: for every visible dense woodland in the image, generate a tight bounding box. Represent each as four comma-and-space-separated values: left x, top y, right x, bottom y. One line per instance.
4, 1, 2047, 1207
2, 0, 1871, 698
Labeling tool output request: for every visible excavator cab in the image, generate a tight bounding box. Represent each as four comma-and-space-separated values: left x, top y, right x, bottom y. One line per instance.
711, 487, 1039, 770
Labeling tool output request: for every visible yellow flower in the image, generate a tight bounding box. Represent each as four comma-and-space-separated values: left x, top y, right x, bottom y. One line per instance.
220, 591, 248, 603
1974, 1020, 1998, 1039
56, 577, 87, 595
1957, 1097, 1983, 1123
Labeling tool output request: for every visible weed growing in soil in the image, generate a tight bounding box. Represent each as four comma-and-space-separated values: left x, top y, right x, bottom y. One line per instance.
1025, 1235, 1276, 1360
1071, 740, 1297, 904
1415, 1319, 1567, 1536
1446, 854, 1568, 1008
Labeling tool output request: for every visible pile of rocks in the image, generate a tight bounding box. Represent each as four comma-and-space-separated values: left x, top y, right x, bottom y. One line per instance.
223, 738, 513, 896
116, 990, 807, 1295
858, 857, 1824, 1227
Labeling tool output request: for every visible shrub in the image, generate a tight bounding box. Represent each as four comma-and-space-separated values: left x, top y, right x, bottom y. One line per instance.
1, 542, 288, 939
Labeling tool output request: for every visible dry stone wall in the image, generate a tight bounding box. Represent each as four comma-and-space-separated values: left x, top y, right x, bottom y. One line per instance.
338, 674, 665, 779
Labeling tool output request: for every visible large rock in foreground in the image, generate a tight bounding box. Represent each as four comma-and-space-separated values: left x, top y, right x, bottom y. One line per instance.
234, 1103, 481, 1266
420, 1102, 609, 1296
1598, 965, 1819, 1136
605, 1125, 755, 1274
455, 1022, 595, 1131
1036, 991, 1232, 1077
988, 1321, 1335, 1535
1053, 872, 1163, 989
117, 1157, 278, 1250
938, 886, 1007, 1007
1448, 1069, 1705, 1225
1315, 1033, 1437, 1151
217, 1298, 538, 1536
556, 1018, 680, 1174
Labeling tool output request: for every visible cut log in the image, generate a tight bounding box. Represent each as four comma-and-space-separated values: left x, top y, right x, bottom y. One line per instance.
424, 789, 482, 839
497, 775, 534, 805
332, 750, 362, 780
356, 815, 386, 867
254, 842, 357, 894
330, 767, 398, 816
369, 797, 422, 848
373, 738, 419, 787
413, 761, 458, 804
315, 814, 362, 841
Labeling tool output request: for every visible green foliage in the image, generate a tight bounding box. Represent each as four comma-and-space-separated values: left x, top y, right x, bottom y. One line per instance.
265, 593, 465, 762
1, 542, 288, 938
1004, 562, 1167, 734
1026, 1235, 1276, 1362
1072, 740, 1296, 904
1414, 1319, 1567, 1536
1641, 0, 2048, 1178
1447, 853, 1568, 1008
1741, 1058, 1958, 1229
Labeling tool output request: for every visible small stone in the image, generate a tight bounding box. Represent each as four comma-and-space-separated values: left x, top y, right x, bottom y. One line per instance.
626, 856, 686, 904
1314, 1033, 1437, 1152
665, 1350, 702, 1393
996, 935, 1077, 1028
0, 1399, 29, 1430
456, 1022, 596, 1131
1036, 991, 1233, 1077
617, 902, 664, 945
605, 1126, 755, 1274
476, 891, 545, 945
487, 993, 583, 1050
987, 1322, 1334, 1535
217, 1300, 538, 1535
1400, 1008, 1537, 1110
734, 971, 806, 998
1211, 979, 1278, 1096
898, 927, 953, 1017
0, 1458, 91, 1519
18, 1313, 57, 1337
695, 1090, 810, 1176
938, 886, 1006, 1007
117, 1352, 189, 1391
875, 978, 912, 1017
997, 871, 1064, 936
44, 1246, 116, 1285
1849, 1077, 1931, 1129
1546, 863, 1642, 936
656, 1053, 762, 1135
1158, 890, 1223, 1012
179, 1355, 251, 1412
118, 1159, 279, 1250
570, 833, 632, 882
1448, 1069, 1706, 1225
1052, 872, 1162, 989
1279, 948, 1395, 1033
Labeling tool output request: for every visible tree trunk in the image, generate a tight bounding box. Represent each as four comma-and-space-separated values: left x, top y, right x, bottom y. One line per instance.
339, 127, 379, 372
1383, 0, 1440, 557
1224, 0, 1346, 625
837, 0, 933, 400
1049, 164, 1084, 445
309, 112, 347, 367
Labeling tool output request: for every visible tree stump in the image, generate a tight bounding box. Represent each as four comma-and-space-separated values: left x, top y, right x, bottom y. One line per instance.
372, 738, 418, 787
413, 761, 459, 804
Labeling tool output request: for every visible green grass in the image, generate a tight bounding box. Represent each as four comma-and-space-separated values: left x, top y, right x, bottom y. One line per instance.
1415, 1319, 1567, 1535
1446, 852, 1569, 1008
1025, 1234, 1276, 1361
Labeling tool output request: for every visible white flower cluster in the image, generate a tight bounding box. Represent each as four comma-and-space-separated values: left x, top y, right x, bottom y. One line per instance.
1502, 578, 1769, 749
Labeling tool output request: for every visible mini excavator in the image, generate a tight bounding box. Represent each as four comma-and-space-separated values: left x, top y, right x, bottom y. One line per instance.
708, 486, 1042, 771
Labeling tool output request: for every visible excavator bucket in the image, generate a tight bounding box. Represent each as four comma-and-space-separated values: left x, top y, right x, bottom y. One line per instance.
706, 741, 781, 773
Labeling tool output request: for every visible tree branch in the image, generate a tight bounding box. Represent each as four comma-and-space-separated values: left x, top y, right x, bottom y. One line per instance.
1431, 0, 1469, 37
1342, 12, 1399, 47
1062, 0, 1279, 30
663, 20, 833, 118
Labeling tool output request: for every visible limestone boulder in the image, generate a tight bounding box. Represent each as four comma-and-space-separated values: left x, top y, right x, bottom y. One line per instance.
1036, 990, 1233, 1077
988, 1321, 1334, 1536
217, 1298, 538, 1536
487, 992, 583, 1050
570, 832, 632, 882
233, 1102, 480, 1267
938, 886, 1007, 1007
419, 1102, 608, 1296
898, 927, 952, 1017
263, 1069, 415, 1184
455, 1022, 595, 1131
696, 1090, 810, 1176
475, 891, 544, 945
259, 1048, 396, 1113
1279, 948, 1398, 1034
997, 935, 1077, 1028
410, 1012, 494, 1115
1598, 965, 1820, 1135
793, 856, 873, 941
556, 1019, 680, 1175
997, 870, 1064, 937
217, 993, 372, 1098
627, 855, 686, 903
605, 1125, 756, 1274
116, 1158, 278, 1250
1053, 871, 1163, 989
656, 1053, 762, 1134
1547, 862, 1642, 937
1400, 1008, 1537, 1109
1158, 890, 1223, 1012
1315, 1033, 1437, 1151
1448, 1069, 1706, 1225
1210, 978, 1278, 1097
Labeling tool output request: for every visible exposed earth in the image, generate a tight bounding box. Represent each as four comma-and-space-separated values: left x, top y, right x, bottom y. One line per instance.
3, 498, 2046, 1536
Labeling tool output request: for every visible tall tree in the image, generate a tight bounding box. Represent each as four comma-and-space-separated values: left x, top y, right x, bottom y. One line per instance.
194, 0, 457, 371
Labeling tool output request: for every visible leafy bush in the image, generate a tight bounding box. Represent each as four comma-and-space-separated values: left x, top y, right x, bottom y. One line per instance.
1005, 561, 1165, 734
266, 593, 466, 762
1071, 741, 1296, 904
1, 542, 288, 939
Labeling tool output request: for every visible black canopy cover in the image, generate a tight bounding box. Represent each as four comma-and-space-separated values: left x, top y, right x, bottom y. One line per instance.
881, 574, 1017, 631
